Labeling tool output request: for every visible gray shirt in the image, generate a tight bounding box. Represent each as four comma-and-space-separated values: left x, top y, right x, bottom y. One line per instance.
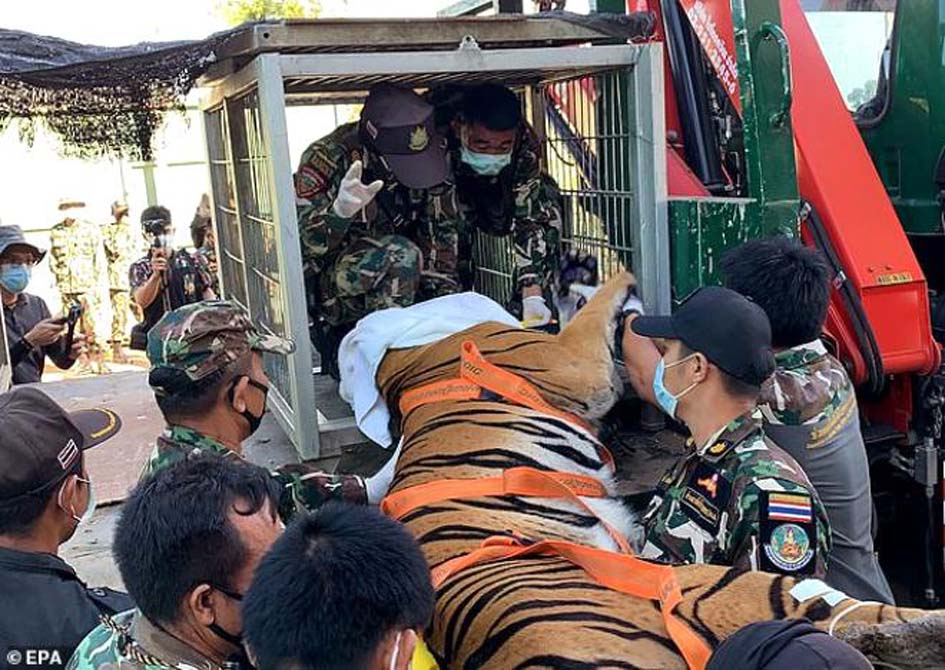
2, 292, 76, 384
760, 340, 894, 604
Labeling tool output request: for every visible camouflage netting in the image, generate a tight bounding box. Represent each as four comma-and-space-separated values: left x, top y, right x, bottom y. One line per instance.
0, 14, 654, 162
0, 27, 244, 161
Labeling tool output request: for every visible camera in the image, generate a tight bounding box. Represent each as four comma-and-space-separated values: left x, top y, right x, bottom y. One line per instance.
142, 217, 170, 249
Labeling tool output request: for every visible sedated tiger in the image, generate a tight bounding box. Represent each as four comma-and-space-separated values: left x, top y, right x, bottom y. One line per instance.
373, 272, 945, 670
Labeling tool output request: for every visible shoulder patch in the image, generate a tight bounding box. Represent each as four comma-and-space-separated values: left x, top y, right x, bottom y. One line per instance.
759, 490, 816, 575
295, 164, 328, 199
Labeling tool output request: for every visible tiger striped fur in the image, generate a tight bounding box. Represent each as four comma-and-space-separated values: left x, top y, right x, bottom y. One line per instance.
376, 272, 945, 669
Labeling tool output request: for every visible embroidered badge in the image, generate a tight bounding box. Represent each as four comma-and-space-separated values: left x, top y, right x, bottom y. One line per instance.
697, 472, 719, 498
767, 492, 813, 523
680, 462, 731, 533
681, 488, 721, 532
764, 523, 814, 572
295, 164, 326, 199
409, 125, 430, 152
706, 439, 732, 459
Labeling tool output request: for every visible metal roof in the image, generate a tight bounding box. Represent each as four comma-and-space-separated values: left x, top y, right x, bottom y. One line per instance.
215, 16, 624, 62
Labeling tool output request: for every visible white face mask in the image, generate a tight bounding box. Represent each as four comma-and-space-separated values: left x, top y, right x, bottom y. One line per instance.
58, 475, 96, 525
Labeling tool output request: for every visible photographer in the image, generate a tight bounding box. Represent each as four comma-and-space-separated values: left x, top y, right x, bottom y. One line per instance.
129, 206, 214, 349
1, 224, 86, 384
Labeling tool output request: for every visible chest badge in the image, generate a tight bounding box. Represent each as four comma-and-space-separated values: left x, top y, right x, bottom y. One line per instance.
707, 441, 730, 457
697, 472, 719, 498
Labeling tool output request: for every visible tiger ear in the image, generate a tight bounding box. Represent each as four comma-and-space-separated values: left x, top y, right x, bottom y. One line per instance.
558, 271, 635, 346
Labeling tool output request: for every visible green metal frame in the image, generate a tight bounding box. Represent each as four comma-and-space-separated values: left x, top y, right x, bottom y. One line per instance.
669, 0, 800, 301
858, 1, 945, 237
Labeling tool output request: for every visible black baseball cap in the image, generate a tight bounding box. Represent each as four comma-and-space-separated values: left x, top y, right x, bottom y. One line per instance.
0, 388, 122, 504
360, 83, 448, 189
707, 620, 872, 670
631, 286, 775, 386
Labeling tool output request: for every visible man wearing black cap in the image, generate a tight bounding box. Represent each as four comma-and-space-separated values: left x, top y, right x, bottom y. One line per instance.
621, 286, 832, 576
0, 387, 132, 664
707, 619, 872, 670
294, 84, 466, 378
1, 223, 86, 384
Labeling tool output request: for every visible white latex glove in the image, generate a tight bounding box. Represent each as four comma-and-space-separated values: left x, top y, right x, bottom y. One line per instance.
522, 295, 553, 328
332, 160, 384, 219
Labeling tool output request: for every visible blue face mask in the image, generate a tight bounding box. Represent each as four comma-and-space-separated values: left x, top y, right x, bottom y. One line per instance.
652, 354, 698, 419
0, 264, 31, 294
460, 145, 512, 176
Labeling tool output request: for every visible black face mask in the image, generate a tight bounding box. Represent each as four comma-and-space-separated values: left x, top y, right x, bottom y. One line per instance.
209, 583, 245, 648
228, 377, 269, 436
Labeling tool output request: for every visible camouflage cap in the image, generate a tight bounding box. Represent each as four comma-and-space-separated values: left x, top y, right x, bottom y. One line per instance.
147, 301, 295, 386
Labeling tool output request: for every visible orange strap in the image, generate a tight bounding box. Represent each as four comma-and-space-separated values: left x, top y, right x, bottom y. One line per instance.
431, 536, 712, 670
399, 340, 615, 471
381, 466, 632, 554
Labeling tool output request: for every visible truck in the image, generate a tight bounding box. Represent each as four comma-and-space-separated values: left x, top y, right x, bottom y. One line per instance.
602, 0, 944, 607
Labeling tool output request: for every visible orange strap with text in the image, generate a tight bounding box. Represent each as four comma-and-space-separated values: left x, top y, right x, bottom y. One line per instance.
399, 340, 614, 471
431, 536, 711, 670
381, 466, 632, 554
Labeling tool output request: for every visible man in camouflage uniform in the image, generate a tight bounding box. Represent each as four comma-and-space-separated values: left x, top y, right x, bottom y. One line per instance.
723, 237, 894, 602
102, 201, 136, 364
296, 84, 461, 376
67, 457, 280, 670
622, 286, 831, 576
440, 83, 562, 323
49, 197, 102, 373
296, 84, 560, 378
143, 300, 368, 517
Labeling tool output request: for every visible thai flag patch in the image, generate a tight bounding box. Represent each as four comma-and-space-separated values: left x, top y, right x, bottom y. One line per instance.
767, 492, 813, 523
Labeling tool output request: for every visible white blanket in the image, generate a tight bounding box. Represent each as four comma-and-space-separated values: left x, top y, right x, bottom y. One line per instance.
338, 292, 521, 447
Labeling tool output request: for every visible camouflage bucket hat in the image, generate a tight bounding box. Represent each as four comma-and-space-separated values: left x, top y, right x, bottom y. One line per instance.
147, 300, 295, 384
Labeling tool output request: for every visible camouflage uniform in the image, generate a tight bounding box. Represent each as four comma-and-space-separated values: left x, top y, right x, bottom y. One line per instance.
142, 425, 367, 520
68, 609, 440, 670
102, 218, 137, 346
49, 217, 101, 355
759, 340, 894, 603
295, 122, 469, 327
451, 123, 562, 305
66, 609, 220, 670
144, 301, 367, 519
641, 411, 832, 577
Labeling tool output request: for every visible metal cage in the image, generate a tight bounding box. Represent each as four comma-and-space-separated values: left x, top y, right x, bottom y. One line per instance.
200, 20, 668, 459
